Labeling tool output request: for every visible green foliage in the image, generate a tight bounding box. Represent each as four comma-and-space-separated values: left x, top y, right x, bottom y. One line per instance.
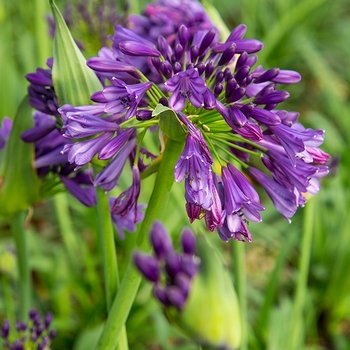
0, 97, 41, 216
0, 0, 350, 349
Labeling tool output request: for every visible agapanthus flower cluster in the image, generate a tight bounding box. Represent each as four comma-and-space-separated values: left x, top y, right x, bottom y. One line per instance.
0, 309, 56, 350
60, 0, 329, 242
134, 221, 200, 310
21, 0, 330, 242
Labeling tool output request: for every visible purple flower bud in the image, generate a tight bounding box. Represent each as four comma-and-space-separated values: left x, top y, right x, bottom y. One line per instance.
175, 44, 184, 62
174, 272, 191, 298
190, 45, 199, 63
119, 41, 161, 57
1, 320, 10, 338
161, 61, 173, 78
181, 254, 199, 278
87, 57, 138, 77
218, 43, 236, 66
225, 78, 238, 99
205, 60, 214, 79
251, 107, 281, 126
165, 252, 181, 279
173, 62, 182, 74
235, 65, 250, 83
136, 109, 153, 120
151, 57, 161, 71
11, 340, 24, 350
21, 119, 56, 143
227, 24, 247, 41
254, 90, 290, 105
215, 71, 224, 84
253, 68, 280, 83
226, 87, 246, 103
195, 62, 206, 76
234, 39, 264, 53
178, 25, 189, 49
37, 336, 48, 350
29, 309, 40, 321
133, 252, 160, 283
157, 36, 172, 60
214, 83, 223, 97
181, 228, 196, 255
235, 52, 248, 71
185, 203, 203, 223
227, 106, 247, 127
49, 329, 57, 340
166, 285, 187, 309
153, 285, 170, 306
203, 89, 217, 110
272, 70, 301, 84
16, 321, 27, 332
199, 29, 217, 56
150, 221, 173, 259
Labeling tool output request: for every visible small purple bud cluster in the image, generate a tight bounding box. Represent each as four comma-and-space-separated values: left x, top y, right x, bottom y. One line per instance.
0, 309, 56, 350
134, 222, 200, 310
128, 0, 217, 44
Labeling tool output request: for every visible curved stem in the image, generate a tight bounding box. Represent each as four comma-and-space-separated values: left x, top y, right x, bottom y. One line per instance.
11, 210, 31, 321
96, 138, 184, 350
94, 168, 129, 350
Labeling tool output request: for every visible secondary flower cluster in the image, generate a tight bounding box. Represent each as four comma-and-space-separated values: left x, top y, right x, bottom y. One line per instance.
0, 309, 56, 350
133, 221, 200, 310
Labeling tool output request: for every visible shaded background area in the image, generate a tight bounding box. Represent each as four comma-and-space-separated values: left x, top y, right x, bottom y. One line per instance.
0, 0, 349, 349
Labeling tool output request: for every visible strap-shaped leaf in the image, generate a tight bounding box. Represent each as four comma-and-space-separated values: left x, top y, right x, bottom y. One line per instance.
50, 0, 102, 106
0, 97, 41, 216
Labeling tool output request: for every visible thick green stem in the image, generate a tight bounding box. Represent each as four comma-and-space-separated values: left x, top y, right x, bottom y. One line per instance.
96, 138, 184, 350
95, 183, 119, 311
11, 210, 31, 321
94, 175, 129, 350
232, 241, 247, 350
288, 198, 315, 350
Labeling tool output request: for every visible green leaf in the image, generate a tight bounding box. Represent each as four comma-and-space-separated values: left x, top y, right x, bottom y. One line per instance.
152, 104, 187, 142
49, 0, 102, 106
0, 96, 41, 216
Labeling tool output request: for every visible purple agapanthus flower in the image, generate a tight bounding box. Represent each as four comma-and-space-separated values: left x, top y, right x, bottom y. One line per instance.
165, 68, 209, 111
175, 134, 213, 209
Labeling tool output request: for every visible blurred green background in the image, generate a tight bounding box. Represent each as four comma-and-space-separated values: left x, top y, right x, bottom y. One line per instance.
0, 0, 349, 349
